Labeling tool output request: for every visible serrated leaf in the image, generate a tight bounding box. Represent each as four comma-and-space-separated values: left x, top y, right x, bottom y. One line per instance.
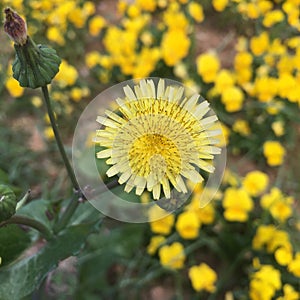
0, 222, 97, 300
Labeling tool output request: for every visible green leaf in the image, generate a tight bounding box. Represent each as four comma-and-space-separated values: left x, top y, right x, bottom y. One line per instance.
0, 224, 31, 266
0, 222, 97, 300
16, 199, 53, 229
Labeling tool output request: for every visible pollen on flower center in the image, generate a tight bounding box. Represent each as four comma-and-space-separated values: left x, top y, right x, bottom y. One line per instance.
129, 133, 181, 179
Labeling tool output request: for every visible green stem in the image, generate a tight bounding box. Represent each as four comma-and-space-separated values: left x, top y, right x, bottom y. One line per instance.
0, 215, 53, 241
53, 195, 80, 234
41, 85, 82, 232
41, 85, 79, 191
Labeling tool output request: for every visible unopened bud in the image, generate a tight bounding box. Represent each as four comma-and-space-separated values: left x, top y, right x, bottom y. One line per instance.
3, 8, 61, 89
4, 8, 27, 46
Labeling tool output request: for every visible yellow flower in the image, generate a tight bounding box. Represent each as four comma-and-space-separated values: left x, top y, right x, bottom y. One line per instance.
267, 189, 293, 223
189, 263, 217, 292
212, 0, 228, 12
275, 246, 293, 266
47, 26, 65, 45
149, 206, 175, 235
54, 60, 78, 86
136, 0, 156, 12
127, 4, 141, 18
159, 242, 185, 269
214, 70, 235, 94
68, 8, 88, 28
161, 30, 190, 66
263, 9, 285, 27
277, 73, 298, 102
250, 265, 281, 300
44, 126, 54, 140
188, 2, 204, 22
147, 235, 166, 255
221, 86, 244, 112
242, 170, 269, 197
268, 230, 291, 253
252, 224, 291, 253
250, 32, 269, 56
234, 51, 253, 71
223, 188, 253, 222
95, 79, 220, 200
70, 87, 83, 102
31, 96, 42, 108
163, 7, 189, 31
277, 56, 294, 75
254, 76, 278, 103
85, 51, 102, 68
89, 16, 106, 36
232, 119, 251, 136
132, 47, 161, 78
6, 77, 24, 97
187, 197, 215, 224
176, 210, 200, 239
117, 0, 127, 15
288, 252, 300, 277
271, 121, 285, 137
278, 284, 300, 300
263, 141, 285, 166
196, 52, 220, 83
252, 225, 277, 250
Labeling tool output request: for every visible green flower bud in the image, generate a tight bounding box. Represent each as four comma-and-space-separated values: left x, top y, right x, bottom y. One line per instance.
4, 8, 61, 89
0, 184, 17, 223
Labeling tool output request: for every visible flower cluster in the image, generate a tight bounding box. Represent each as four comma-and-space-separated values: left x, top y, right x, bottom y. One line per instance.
146, 168, 300, 298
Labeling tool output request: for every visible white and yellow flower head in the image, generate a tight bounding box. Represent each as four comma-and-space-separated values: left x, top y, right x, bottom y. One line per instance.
94, 79, 221, 200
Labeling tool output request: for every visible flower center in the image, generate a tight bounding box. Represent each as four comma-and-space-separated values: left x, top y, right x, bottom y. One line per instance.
129, 134, 182, 180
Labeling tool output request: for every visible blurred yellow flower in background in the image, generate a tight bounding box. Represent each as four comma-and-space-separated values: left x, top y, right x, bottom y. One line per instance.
89, 16, 106, 36
54, 60, 78, 86
176, 210, 200, 239
250, 32, 269, 56
221, 86, 244, 112
6, 77, 24, 98
196, 52, 220, 83
288, 253, 300, 277
189, 263, 217, 292
223, 188, 253, 222
232, 119, 251, 136
147, 235, 166, 255
212, 0, 228, 12
149, 206, 175, 235
242, 170, 269, 197
159, 242, 185, 269
161, 30, 190, 66
263, 141, 285, 166
250, 265, 281, 300
188, 2, 204, 22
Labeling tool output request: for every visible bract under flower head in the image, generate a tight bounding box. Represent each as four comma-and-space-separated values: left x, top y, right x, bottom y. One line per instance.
94, 79, 221, 200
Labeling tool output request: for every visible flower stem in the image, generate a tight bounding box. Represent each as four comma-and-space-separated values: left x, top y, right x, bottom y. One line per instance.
0, 215, 53, 241
53, 194, 80, 234
41, 85, 79, 191
41, 85, 82, 232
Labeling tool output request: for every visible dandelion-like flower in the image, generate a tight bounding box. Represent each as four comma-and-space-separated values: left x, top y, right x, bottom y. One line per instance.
94, 79, 221, 200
